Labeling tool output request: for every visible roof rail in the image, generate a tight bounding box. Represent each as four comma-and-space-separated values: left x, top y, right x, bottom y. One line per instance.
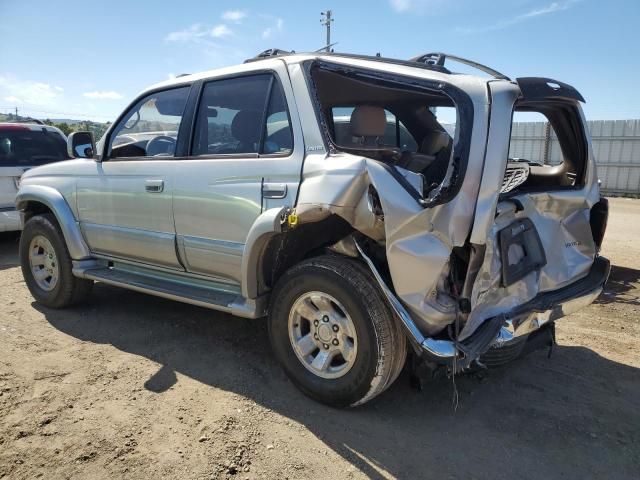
244, 48, 295, 63
410, 52, 510, 80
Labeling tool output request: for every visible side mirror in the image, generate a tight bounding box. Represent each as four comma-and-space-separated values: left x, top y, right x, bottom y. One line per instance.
67, 131, 96, 159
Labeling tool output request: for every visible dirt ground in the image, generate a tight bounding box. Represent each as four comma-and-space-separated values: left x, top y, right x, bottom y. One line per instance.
0, 198, 638, 480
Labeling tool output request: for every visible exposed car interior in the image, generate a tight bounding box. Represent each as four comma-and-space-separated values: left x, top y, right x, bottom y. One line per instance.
310, 66, 457, 188
504, 101, 588, 194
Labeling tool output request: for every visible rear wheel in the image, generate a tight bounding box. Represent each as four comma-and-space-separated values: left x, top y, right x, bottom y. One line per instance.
20, 213, 93, 308
268, 255, 407, 407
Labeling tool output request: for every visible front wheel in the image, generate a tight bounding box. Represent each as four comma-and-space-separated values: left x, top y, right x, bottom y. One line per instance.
268, 255, 407, 407
20, 213, 93, 308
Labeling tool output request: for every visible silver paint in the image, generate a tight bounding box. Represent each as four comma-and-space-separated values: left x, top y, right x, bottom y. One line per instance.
460, 103, 601, 341
15, 184, 91, 259
14, 53, 605, 361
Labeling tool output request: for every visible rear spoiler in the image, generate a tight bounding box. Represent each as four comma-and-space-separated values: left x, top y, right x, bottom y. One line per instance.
516, 77, 585, 103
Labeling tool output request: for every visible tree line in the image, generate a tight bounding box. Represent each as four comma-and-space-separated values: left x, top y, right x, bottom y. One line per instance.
1, 112, 110, 139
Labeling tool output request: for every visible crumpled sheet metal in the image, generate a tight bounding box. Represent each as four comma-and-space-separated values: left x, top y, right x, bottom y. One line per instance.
459, 188, 598, 341
470, 81, 521, 245
294, 92, 490, 336
462, 97, 601, 341
295, 153, 457, 335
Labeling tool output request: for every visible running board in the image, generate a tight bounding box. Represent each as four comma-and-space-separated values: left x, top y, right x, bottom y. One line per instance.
76, 265, 267, 319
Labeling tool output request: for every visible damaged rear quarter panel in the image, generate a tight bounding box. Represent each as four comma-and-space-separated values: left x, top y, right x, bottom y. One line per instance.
290, 60, 491, 335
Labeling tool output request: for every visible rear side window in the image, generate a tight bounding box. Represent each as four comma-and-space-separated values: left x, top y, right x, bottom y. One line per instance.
192, 74, 293, 156
0, 128, 68, 166
108, 86, 190, 159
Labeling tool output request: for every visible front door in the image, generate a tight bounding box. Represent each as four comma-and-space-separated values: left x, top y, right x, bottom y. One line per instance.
76, 85, 191, 269
172, 67, 303, 284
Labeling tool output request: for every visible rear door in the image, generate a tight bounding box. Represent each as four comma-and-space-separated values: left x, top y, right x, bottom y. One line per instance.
172, 64, 303, 285
76, 86, 191, 269
464, 79, 600, 337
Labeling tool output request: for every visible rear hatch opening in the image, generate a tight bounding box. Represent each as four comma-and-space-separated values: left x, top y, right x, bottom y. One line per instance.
460, 79, 605, 344
502, 99, 588, 195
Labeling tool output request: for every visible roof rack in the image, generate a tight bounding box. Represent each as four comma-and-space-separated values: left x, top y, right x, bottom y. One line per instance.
244, 48, 295, 63
243, 48, 511, 81
409, 52, 510, 80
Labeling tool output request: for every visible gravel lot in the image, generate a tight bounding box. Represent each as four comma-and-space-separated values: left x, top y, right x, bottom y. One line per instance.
1, 197, 639, 480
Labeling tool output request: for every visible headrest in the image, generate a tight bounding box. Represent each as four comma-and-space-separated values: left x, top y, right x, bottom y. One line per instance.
231, 110, 262, 144
421, 130, 450, 156
349, 105, 387, 138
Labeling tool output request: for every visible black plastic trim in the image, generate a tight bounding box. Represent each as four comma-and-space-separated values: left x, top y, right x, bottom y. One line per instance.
499, 218, 547, 287
516, 77, 586, 104
590, 197, 609, 250
175, 80, 202, 157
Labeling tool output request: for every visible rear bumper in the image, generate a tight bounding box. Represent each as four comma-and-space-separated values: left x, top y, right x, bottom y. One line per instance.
0, 208, 21, 232
357, 239, 610, 365
493, 256, 610, 345
422, 256, 611, 363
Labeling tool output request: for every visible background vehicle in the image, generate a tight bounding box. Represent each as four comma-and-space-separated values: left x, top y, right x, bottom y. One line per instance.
0, 123, 69, 232
14, 51, 609, 407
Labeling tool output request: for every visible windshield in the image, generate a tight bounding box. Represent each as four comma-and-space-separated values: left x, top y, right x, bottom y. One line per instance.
0, 128, 69, 166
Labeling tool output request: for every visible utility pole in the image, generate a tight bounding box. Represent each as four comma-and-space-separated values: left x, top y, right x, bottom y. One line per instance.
320, 10, 333, 51
15, 106, 18, 120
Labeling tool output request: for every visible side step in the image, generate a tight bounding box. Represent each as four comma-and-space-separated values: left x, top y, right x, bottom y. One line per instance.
78, 266, 266, 318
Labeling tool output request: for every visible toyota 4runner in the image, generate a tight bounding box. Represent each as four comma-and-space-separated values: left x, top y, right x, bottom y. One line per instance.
16, 51, 610, 407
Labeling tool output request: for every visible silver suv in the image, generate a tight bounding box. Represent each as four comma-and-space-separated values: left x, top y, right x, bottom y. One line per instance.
16, 51, 610, 407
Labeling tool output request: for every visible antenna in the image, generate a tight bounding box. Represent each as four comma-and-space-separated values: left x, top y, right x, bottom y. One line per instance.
320, 10, 334, 52
314, 42, 338, 53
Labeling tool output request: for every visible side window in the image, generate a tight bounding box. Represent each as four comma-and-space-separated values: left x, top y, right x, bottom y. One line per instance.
108, 86, 190, 159
330, 107, 417, 151
192, 74, 293, 156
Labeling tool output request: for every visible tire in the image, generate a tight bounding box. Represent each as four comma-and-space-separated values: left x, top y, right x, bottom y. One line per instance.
268, 254, 407, 407
20, 213, 93, 308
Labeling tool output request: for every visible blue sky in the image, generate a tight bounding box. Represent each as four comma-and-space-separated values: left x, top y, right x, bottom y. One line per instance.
1, 0, 638, 122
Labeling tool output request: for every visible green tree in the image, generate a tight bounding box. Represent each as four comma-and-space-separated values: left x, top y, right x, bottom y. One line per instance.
55, 122, 73, 136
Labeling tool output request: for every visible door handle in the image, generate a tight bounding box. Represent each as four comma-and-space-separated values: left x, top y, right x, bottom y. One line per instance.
262, 183, 287, 199
145, 179, 164, 193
